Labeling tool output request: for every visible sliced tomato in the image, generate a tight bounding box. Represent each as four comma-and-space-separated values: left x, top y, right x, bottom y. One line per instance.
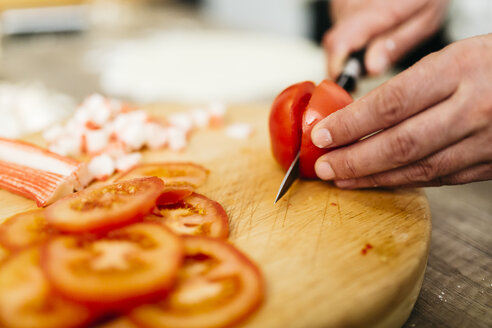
130, 236, 264, 328
157, 186, 194, 206
118, 163, 209, 189
269, 81, 315, 171
98, 317, 139, 328
300, 80, 353, 178
44, 177, 164, 233
0, 209, 58, 251
269, 79, 352, 178
0, 245, 9, 264
42, 223, 183, 309
0, 248, 93, 328
147, 192, 229, 239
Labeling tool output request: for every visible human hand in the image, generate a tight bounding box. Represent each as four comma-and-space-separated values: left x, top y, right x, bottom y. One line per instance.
324, 0, 449, 78
311, 34, 492, 188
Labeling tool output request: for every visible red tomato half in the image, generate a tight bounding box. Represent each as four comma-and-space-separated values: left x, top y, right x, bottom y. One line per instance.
42, 223, 183, 309
147, 193, 229, 239
0, 248, 93, 328
129, 236, 264, 328
269, 81, 315, 171
45, 177, 164, 233
300, 80, 353, 178
0, 209, 58, 251
269, 79, 352, 178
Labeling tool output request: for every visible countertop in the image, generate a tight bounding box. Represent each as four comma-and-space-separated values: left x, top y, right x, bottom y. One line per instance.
0, 2, 490, 327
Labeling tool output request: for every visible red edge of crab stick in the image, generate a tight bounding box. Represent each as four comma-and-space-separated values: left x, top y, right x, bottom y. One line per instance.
0, 160, 74, 207
0, 137, 92, 206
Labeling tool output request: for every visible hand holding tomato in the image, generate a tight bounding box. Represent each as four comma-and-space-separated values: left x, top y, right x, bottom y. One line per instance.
269, 80, 352, 178
312, 34, 492, 188
324, 0, 449, 78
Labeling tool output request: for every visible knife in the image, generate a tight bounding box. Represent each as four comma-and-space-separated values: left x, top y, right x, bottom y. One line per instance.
274, 51, 365, 204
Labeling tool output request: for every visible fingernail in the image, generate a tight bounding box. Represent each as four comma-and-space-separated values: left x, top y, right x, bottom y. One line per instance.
312, 128, 333, 148
368, 54, 389, 74
316, 162, 335, 180
335, 179, 355, 188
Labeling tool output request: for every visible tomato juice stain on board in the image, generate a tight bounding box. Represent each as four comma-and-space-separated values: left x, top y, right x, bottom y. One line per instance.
361, 243, 374, 255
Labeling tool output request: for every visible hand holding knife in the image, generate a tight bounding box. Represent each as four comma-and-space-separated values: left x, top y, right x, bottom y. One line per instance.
274, 51, 365, 204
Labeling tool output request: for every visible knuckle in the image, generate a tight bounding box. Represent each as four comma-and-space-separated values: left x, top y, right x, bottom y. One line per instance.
409, 159, 439, 182
339, 156, 359, 179
388, 131, 419, 165
374, 85, 407, 126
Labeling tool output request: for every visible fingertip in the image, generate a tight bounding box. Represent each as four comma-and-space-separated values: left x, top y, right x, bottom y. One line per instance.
315, 160, 336, 181
365, 51, 389, 76
311, 127, 333, 149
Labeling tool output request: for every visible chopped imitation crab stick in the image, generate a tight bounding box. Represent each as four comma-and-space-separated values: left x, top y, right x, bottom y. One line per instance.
0, 161, 74, 206
0, 137, 91, 189
0, 138, 91, 206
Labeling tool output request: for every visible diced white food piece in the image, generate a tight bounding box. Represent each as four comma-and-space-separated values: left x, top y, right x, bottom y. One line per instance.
79, 94, 112, 127
65, 119, 87, 138
111, 110, 148, 135
48, 135, 82, 157
208, 101, 227, 116
108, 98, 124, 114
115, 152, 142, 172
168, 112, 193, 132
88, 154, 115, 180
42, 125, 65, 142
190, 108, 210, 128
117, 121, 146, 151
167, 126, 188, 150
101, 141, 126, 159
84, 129, 110, 154
144, 122, 168, 149
73, 107, 90, 124
225, 123, 253, 139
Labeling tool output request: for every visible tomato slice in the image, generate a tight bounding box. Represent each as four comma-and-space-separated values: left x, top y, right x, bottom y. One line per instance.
0, 248, 93, 328
0, 209, 58, 251
0, 245, 9, 264
129, 236, 264, 328
157, 186, 194, 206
118, 163, 209, 189
146, 193, 229, 239
269, 81, 315, 171
269, 80, 352, 178
45, 177, 164, 233
300, 80, 353, 178
42, 223, 183, 308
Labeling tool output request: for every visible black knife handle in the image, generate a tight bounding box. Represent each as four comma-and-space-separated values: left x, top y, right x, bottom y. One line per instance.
335, 49, 366, 92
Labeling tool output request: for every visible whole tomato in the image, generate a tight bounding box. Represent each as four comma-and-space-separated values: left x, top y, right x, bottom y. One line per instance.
269, 80, 352, 178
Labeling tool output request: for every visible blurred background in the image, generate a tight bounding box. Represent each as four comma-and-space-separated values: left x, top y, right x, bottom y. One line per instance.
0, 0, 491, 137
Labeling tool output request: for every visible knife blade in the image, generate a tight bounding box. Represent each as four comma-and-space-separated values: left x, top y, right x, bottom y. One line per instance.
274, 51, 364, 204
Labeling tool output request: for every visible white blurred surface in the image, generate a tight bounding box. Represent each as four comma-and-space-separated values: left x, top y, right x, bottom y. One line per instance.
447, 0, 492, 41
87, 30, 325, 103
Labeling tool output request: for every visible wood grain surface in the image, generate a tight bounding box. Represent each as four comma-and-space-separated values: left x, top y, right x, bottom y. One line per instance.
0, 104, 432, 328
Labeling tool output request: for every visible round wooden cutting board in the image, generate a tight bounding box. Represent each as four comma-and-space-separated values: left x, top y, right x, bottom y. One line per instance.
0, 104, 431, 328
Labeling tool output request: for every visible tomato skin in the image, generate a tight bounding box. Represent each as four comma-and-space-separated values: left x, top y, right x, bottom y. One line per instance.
0, 248, 94, 328
41, 223, 184, 311
148, 192, 229, 239
129, 236, 264, 328
300, 80, 353, 178
269, 81, 315, 171
44, 177, 165, 233
156, 186, 194, 206
117, 163, 209, 189
0, 209, 58, 251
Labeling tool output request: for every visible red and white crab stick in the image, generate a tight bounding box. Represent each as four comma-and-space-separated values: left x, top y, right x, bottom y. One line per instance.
0, 137, 91, 206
